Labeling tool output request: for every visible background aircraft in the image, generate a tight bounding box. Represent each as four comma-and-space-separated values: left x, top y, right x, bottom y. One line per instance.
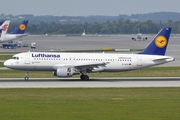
132, 29, 148, 41
4, 28, 174, 80
0, 20, 10, 35
0, 21, 3, 25
0, 20, 28, 43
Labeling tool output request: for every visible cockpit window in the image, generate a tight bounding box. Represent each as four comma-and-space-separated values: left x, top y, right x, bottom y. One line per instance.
11, 57, 19, 60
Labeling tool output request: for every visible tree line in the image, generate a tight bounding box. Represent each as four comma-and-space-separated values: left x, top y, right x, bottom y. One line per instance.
8, 19, 180, 35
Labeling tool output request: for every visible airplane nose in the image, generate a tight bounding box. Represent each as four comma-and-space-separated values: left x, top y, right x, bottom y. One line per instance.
4, 60, 11, 67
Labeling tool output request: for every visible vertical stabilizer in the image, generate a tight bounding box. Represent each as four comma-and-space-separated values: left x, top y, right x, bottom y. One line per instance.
0, 20, 10, 34
11, 20, 28, 34
138, 27, 171, 55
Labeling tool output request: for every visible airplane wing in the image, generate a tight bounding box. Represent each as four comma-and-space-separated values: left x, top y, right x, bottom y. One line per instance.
74, 62, 109, 72
53, 62, 109, 72
75, 62, 108, 68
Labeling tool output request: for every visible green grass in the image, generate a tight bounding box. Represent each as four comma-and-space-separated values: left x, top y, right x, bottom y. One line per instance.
0, 88, 180, 120
0, 62, 4, 67
0, 67, 180, 78
0, 52, 19, 54
0, 55, 12, 61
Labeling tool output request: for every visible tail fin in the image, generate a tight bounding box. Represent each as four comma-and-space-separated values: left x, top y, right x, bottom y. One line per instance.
11, 20, 28, 34
0, 21, 3, 26
138, 27, 171, 55
0, 20, 10, 34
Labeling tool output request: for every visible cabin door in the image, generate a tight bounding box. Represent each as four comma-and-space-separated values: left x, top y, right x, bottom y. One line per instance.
25, 54, 30, 64
137, 56, 142, 66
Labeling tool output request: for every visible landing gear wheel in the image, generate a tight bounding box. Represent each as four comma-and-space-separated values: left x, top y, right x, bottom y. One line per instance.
25, 77, 29, 80
85, 75, 89, 80
80, 75, 83, 80
25, 70, 29, 80
80, 75, 89, 80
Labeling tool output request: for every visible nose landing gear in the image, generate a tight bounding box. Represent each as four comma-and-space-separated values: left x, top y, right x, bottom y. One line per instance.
25, 70, 29, 80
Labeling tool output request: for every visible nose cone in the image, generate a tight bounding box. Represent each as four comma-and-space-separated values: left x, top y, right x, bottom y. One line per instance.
4, 60, 11, 68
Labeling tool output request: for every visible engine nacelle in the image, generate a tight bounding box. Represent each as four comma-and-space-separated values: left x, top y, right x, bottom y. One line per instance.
143, 37, 148, 40
132, 37, 136, 40
53, 67, 74, 77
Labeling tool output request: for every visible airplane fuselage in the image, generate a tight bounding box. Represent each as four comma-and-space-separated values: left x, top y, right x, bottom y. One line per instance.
0, 34, 27, 42
4, 52, 174, 72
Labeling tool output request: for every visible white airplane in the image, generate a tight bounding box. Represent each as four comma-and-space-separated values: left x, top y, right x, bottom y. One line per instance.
0, 20, 28, 42
132, 33, 148, 41
132, 29, 148, 41
4, 27, 174, 80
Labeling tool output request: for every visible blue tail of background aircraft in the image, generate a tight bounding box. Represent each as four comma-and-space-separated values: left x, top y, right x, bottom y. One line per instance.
0, 29, 2, 37
0, 21, 3, 26
138, 27, 171, 56
11, 20, 28, 34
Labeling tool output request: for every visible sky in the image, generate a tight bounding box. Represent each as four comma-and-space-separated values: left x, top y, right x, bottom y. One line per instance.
1, 0, 180, 16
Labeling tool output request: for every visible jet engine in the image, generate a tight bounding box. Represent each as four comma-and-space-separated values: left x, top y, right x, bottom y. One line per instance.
53, 67, 74, 77
132, 37, 136, 40
143, 37, 148, 40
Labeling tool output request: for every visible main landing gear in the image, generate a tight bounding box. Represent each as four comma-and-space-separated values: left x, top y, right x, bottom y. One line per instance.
80, 71, 89, 80
80, 74, 89, 80
25, 70, 29, 80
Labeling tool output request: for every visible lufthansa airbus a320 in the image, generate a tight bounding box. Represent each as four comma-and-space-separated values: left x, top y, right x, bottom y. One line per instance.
4, 28, 174, 80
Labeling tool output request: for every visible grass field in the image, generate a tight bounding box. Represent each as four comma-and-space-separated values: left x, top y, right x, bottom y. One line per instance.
0, 66, 180, 78
0, 55, 12, 60
0, 62, 4, 67
0, 88, 180, 120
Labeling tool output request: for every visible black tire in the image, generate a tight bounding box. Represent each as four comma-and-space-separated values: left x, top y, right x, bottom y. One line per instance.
80, 75, 89, 80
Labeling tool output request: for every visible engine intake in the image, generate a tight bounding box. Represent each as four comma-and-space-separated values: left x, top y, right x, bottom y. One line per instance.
53, 67, 74, 77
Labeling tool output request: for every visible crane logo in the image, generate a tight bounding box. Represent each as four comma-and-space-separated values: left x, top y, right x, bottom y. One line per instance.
19, 24, 26, 31
155, 35, 167, 48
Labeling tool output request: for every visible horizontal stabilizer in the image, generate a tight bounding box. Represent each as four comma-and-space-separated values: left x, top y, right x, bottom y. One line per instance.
152, 56, 175, 62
